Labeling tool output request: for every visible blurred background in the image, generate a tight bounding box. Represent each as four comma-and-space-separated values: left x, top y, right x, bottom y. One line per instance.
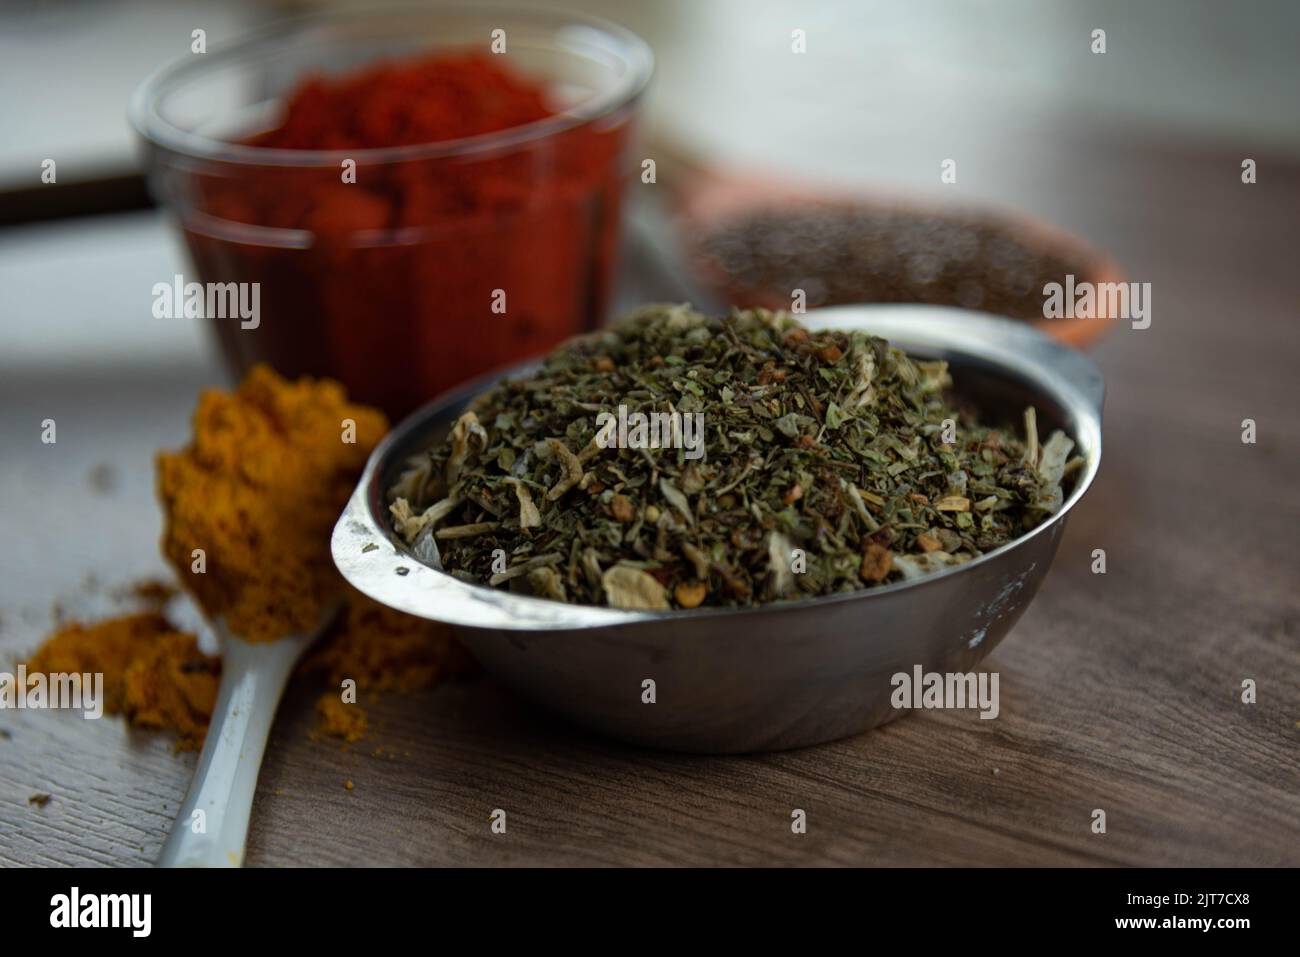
5, 0, 1300, 193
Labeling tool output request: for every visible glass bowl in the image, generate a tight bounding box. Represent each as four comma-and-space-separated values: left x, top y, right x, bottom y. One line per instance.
131, 4, 653, 417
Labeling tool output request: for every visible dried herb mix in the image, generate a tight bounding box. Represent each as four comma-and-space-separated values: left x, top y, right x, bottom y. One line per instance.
389, 305, 1080, 610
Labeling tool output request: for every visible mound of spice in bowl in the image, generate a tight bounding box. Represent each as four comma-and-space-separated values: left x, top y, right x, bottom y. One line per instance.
388, 305, 1081, 610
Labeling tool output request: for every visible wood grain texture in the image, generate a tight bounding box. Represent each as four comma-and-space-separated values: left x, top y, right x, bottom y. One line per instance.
1, 128, 1297, 867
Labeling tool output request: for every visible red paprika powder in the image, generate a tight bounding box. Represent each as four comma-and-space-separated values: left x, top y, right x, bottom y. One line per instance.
182, 51, 638, 416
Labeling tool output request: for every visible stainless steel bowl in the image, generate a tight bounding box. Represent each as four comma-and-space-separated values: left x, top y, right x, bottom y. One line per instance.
332, 305, 1104, 752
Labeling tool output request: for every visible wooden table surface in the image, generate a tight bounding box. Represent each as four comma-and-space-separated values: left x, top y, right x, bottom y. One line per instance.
1, 128, 1297, 867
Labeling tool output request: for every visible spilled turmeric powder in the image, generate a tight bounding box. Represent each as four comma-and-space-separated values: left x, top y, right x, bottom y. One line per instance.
156, 364, 388, 641
315, 694, 368, 744
23, 588, 470, 749
25, 613, 219, 751
305, 590, 476, 744
303, 591, 476, 694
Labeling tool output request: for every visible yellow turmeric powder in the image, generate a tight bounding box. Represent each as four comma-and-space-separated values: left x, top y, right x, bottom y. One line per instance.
24, 589, 470, 748
156, 364, 388, 641
315, 693, 368, 744
304, 591, 476, 693
305, 590, 476, 743
24, 366, 472, 750
25, 613, 219, 751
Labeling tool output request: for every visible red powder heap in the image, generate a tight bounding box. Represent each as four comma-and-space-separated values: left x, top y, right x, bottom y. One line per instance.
254, 53, 554, 150
185, 49, 635, 417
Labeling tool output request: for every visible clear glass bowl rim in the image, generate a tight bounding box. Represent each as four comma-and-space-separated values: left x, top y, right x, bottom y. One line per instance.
129, 2, 654, 168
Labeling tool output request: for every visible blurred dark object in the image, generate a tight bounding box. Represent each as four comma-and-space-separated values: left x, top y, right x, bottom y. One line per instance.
0, 174, 152, 226
693, 203, 1119, 347
648, 139, 1123, 348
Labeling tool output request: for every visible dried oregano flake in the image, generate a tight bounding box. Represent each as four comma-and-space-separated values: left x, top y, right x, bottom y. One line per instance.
388, 305, 1078, 610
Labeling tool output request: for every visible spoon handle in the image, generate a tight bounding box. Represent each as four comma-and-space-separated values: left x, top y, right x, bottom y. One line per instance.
157, 630, 310, 868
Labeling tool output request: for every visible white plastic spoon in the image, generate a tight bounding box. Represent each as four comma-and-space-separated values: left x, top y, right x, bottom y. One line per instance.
157, 616, 328, 868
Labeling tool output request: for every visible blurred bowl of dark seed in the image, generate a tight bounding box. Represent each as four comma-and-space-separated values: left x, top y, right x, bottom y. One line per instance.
690, 199, 1124, 349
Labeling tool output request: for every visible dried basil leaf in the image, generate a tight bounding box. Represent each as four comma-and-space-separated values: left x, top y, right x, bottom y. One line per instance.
602, 564, 670, 610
